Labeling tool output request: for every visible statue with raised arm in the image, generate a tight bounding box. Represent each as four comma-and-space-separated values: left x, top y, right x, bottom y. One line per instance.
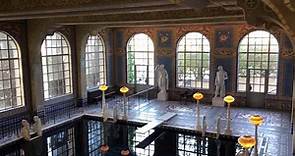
214, 66, 228, 98
155, 64, 169, 101
33, 116, 42, 136
21, 119, 31, 141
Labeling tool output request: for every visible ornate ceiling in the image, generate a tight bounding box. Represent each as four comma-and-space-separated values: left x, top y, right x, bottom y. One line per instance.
0, 0, 292, 31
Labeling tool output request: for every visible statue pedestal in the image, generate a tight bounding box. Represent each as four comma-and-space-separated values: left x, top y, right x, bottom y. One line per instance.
212, 97, 225, 107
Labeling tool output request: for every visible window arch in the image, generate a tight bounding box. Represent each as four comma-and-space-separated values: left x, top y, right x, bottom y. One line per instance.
237, 30, 279, 94
85, 35, 106, 89
127, 33, 154, 85
41, 32, 72, 100
176, 32, 210, 89
0, 31, 25, 111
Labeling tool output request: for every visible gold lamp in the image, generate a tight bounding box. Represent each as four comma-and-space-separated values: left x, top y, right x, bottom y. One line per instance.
224, 95, 235, 104
120, 86, 129, 120
249, 115, 263, 126
249, 115, 263, 156
99, 84, 108, 91
120, 86, 129, 94
193, 92, 203, 131
224, 95, 235, 135
238, 135, 256, 156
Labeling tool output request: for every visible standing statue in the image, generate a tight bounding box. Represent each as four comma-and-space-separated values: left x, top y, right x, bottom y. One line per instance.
21, 119, 31, 141
155, 64, 169, 101
214, 66, 228, 98
33, 116, 42, 136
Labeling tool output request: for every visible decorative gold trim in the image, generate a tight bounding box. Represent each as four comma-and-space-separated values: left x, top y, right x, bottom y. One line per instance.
157, 48, 173, 56
282, 49, 295, 57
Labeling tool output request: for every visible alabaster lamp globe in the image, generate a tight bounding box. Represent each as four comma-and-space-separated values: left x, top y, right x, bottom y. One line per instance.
224, 95, 235, 104
120, 86, 129, 94
193, 92, 204, 101
100, 144, 109, 153
249, 115, 264, 126
238, 135, 256, 149
121, 149, 130, 156
99, 84, 108, 91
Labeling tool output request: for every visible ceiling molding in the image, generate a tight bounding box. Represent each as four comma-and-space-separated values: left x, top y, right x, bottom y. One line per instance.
58, 15, 245, 26
284, 0, 295, 12
0, 4, 190, 21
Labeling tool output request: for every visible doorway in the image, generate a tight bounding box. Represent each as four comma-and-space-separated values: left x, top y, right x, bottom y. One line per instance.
246, 69, 267, 108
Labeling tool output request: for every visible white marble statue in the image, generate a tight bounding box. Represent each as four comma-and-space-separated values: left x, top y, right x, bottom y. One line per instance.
33, 116, 42, 136
155, 64, 169, 101
21, 119, 31, 141
214, 66, 228, 98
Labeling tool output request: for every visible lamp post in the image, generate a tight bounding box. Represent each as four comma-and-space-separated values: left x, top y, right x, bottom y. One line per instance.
193, 92, 204, 131
249, 115, 263, 156
99, 84, 108, 122
238, 135, 256, 156
120, 86, 129, 120
224, 95, 235, 135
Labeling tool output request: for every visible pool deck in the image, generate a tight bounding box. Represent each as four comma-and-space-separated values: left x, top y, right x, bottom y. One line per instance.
85, 99, 292, 156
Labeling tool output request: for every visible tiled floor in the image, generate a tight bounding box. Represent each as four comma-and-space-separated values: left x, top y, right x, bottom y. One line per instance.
86, 99, 292, 156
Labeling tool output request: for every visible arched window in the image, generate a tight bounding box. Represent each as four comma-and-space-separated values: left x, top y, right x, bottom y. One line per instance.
127, 33, 154, 85
176, 32, 210, 89
237, 30, 279, 94
41, 32, 72, 100
0, 31, 24, 111
85, 35, 106, 89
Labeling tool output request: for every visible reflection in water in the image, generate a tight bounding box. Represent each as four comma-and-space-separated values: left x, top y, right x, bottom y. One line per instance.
0, 120, 237, 156
128, 126, 155, 156
45, 120, 237, 156
47, 128, 75, 156
88, 120, 103, 156
178, 134, 208, 156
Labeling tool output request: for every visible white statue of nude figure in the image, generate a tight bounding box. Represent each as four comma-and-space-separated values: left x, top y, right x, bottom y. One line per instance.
214, 66, 228, 98
155, 64, 169, 101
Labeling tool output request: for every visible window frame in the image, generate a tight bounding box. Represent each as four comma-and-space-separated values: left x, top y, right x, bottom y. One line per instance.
0, 31, 25, 112
40, 32, 73, 101
236, 30, 280, 95
85, 34, 107, 90
126, 33, 155, 86
176, 32, 211, 90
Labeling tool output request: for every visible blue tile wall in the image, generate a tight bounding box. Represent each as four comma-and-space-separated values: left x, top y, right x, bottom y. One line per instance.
283, 59, 294, 97
116, 55, 125, 85
115, 31, 123, 48
107, 54, 113, 85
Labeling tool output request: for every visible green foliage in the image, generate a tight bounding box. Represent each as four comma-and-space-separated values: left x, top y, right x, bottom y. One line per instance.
127, 52, 135, 84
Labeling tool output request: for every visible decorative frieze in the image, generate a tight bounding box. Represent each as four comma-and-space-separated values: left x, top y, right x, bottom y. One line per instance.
282, 49, 295, 57
157, 48, 173, 56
